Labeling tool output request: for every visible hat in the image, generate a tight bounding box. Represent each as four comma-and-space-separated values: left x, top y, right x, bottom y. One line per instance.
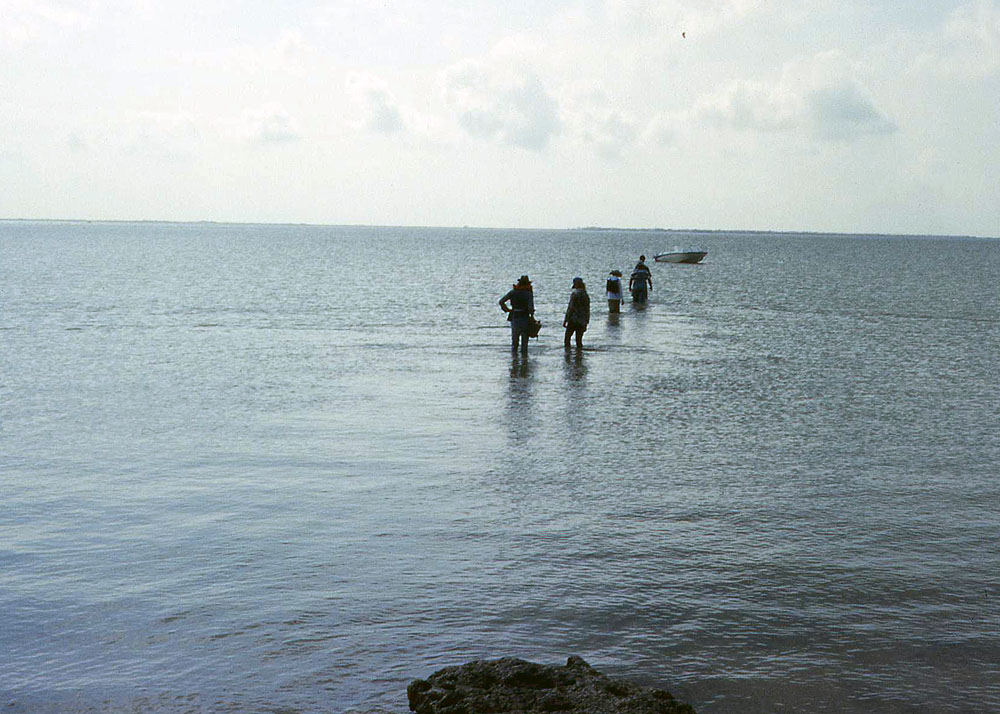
516, 275, 532, 287
572, 277, 585, 288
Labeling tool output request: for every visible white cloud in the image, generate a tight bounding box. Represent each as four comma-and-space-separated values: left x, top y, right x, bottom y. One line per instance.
694, 51, 897, 141
0, 0, 89, 49
695, 79, 801, 133
804, 85, 897, 140
122, 111, 201, 156
342, 72, 458, 149
79, 106, 301, 159
440, 58, 560, 151
239, 104, 302, 144
67, 132, 87, 152
0, 22, 34, 51
172, 25, 320, 81
346, 73, 405, 134
641, 113, 678, 147
0, 143, 24, 164
584, 112, 639, 158
913, 0, 1000, 78
274, 29, 307, 61
560, 86, 640, 158
400, 110, 455, 150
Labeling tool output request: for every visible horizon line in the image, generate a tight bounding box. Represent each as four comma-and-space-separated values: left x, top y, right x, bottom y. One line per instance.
0, 217, 993, 241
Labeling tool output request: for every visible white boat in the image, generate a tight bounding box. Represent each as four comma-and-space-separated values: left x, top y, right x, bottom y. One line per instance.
653, 250, 707, 264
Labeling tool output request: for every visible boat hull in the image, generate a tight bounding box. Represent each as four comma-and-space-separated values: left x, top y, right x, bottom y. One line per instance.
653, 251, 707, 264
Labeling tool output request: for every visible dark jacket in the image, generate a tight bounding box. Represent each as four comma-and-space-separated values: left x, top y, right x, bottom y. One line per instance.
500, 287, 534, 319
564, 288, 590, 327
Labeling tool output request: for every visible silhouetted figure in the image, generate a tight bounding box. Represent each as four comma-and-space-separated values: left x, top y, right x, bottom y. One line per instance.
499, 275, 535, 353
562, 277, 590, 349
629, 256, 652, 304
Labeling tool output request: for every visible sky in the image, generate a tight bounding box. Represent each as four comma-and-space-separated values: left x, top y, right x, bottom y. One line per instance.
2, 0, 999, 235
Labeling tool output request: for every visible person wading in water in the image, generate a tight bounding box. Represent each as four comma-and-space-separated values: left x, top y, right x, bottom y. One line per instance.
629, 256, 652, 304
606, 270, 624, 313
499, 275, 535, 354
562, 277, 590, 349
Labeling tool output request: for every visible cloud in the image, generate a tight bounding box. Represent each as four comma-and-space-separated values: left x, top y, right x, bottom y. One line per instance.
804, 85, 897, 140
583, 112, 639, 158
343, 72, 457, 149
174, 25, 319, 80
239, 104, 302, 144
695, 80, 800, 133
695, 51, 897, 141
911, 0, 1000, 79
641, 113, 678, 147
274, 29, 307, 61
122, 111, 201, 156
67, 132, 87, 152
440, 58, 560, 151
948, 0, 1000, 73
102, 105, 300, 156
0, 143, 24, 164
1, 0, 89, 49
0, 22, 34, 51
560, 86, 640, 158
346, 73, 405, 134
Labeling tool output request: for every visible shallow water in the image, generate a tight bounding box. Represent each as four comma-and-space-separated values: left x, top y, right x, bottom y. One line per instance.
2, 221, 999, 713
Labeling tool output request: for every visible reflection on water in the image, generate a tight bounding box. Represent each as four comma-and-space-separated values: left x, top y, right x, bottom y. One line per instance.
562, 349, 588, 383
505, 353, 535, 444
509, 352, 532, 381
560, 349, 591, 443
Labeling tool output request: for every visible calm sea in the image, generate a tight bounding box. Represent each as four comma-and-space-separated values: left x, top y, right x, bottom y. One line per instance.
2, 221, 998, 713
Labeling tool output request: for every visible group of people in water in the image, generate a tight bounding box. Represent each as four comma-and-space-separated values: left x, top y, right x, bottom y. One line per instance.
499, 255, 654, 353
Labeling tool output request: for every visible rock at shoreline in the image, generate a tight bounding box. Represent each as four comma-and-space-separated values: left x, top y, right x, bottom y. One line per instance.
407, 655, 695, 714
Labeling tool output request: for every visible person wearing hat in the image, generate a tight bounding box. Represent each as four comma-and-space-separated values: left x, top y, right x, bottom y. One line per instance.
499, 275, 536, 353
605, 270, 624, 313
562, 277, 590, 349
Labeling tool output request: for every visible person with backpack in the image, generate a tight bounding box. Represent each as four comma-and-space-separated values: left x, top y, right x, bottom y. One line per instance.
629, 255, 652, 304
606, 270, 624, 313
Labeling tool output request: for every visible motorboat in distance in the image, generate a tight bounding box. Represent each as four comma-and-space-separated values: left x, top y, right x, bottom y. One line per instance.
653, 250, 707, 264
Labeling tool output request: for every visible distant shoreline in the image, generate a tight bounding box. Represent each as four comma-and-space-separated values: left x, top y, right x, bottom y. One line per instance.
575, 226, 992, 240
0, 217, 992, 241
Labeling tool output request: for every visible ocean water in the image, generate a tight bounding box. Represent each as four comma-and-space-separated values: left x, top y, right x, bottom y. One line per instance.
2, 221, 998, 714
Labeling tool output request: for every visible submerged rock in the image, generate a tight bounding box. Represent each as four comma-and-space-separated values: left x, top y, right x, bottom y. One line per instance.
407, 655, 695, 714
